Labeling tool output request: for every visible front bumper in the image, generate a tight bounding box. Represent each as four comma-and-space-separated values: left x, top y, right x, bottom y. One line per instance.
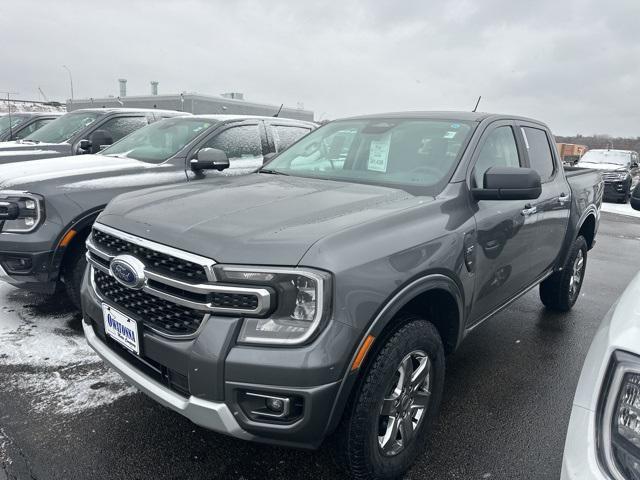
81, 269, 356, 449
603, 180, 629, 200
84, 319, 252, 437
0, 249, 58, 293
561, 405, 607, 479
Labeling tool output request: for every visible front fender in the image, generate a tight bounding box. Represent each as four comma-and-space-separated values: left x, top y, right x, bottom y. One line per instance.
322, 272, 464, 438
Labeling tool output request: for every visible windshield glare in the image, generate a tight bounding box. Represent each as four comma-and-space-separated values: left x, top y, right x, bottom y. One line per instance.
24, 111, 102, 143
579, 150, 632, 166
263, 118, 474, 191
0, 114, 28, 134
101, 117, 216, 163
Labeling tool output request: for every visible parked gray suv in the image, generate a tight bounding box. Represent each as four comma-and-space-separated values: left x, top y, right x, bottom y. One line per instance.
0, 108, 186, 163
82, 112, 603, 479
0, 115, 314, 307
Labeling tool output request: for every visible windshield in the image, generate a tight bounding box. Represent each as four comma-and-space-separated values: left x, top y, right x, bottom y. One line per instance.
0, 114, 28, 134
24, 111, 102, 143
101, 117, 216, 163
262, 118, 474, 192
579, 150, 632, 166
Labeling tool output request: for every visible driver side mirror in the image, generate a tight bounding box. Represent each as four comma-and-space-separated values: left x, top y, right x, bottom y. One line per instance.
190, 148, 230, 171
472, 166, 542, 201
78, 130, 113, 154
631, 184, 640, 211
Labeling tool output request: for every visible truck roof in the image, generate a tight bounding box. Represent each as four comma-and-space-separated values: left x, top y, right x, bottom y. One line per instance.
72, 107, 186, 115
344, 110, 548, 126
187, 114, 316, 126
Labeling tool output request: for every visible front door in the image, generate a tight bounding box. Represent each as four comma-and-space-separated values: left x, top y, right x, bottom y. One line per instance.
468, 121, 539, 323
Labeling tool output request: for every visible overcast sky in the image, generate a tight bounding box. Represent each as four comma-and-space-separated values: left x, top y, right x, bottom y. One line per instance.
2, 0, 640, 135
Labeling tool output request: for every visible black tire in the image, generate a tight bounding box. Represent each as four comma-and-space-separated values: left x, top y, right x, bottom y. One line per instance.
539, 235, 588, 312
336, 316, 445, 480
63, 244, 88, 310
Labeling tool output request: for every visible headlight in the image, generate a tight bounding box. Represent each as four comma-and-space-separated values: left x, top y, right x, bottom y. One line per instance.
215, 265, 332, 346
0, 191, 44, 233
599, 351, 640, 479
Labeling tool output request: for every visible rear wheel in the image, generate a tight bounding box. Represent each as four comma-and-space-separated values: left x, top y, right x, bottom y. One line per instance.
336, 316, 445, 480
539, 235, 587, 312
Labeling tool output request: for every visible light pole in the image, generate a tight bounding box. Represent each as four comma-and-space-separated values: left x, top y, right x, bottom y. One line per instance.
62, 65, 74, 103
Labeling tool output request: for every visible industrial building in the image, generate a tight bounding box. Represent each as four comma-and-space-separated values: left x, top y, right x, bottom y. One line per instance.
67, 80, 314, 122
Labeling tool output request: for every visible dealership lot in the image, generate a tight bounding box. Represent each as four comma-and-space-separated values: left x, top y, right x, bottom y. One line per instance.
0, 210, 638, 480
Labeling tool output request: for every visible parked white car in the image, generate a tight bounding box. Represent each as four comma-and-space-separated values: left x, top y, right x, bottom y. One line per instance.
562, 249, 640, 477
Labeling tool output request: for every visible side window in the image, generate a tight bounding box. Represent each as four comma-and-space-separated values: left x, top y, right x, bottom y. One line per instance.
203, 125, 263, 161
273, 125, 311, 151
99, 116, 149, 143
521, 127, 555, 182
473, 126, 520, 188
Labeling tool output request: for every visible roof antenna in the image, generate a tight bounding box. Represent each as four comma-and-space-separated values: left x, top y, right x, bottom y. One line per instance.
273, 103, 284, 117
472, 95, 482, 112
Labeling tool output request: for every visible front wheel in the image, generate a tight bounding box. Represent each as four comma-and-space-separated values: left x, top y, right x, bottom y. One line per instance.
337, 317, 445, 480
539, 235, 588, 312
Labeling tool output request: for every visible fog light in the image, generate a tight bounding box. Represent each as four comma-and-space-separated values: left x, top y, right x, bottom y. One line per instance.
266, 398, 285, 413
245, 392, 291, 419
3, 256, 33, 273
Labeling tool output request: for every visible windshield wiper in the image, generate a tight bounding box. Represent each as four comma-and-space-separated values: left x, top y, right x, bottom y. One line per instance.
260, 169, 289, 176
18, 139, 40, 144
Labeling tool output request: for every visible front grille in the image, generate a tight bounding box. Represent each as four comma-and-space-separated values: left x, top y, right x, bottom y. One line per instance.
92, 228, 208, 283
94, 270, 205, 336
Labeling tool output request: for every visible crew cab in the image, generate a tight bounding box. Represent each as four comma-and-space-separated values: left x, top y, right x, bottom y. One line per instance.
82, 112, 603, 479
0, 112, 63, 142
576, 149, 640, 203
0, 115, 315, 307
0, 108, 186, 164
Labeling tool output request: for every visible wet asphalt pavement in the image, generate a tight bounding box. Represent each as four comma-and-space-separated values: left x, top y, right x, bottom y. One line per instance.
2, 211, 640, 480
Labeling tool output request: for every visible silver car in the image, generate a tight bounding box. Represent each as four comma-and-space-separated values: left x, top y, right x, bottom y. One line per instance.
562, 201, 640, 479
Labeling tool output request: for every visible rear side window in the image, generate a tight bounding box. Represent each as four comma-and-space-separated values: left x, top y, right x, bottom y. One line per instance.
521, 127, 554, 181
273, 125, 311, 151
473, 126, 520, 188
99, 116, 149, 143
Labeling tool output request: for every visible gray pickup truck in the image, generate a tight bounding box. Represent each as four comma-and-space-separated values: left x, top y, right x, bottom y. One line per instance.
0, 112, 63, 142
82, 111, 603, 480
0, 115, 315, 307
0, 108, 185, 163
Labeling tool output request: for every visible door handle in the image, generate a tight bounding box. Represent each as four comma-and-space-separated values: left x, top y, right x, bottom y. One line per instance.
521, 204, 537, 216
558, 192, 570, 205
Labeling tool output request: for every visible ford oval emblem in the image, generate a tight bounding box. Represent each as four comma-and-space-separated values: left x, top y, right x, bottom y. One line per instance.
110, 255, 146, 290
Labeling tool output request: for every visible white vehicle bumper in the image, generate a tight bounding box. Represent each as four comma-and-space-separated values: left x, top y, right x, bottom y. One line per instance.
561, 404, 607, 479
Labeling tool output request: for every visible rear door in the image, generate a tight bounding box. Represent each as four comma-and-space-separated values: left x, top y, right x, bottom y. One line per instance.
265, 122, 313, 153
517, 122, 570, 277
468, 121, 539, 322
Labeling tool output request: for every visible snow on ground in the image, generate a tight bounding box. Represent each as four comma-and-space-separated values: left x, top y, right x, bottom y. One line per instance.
0, 283, 135, 415
601, 201, 640, 218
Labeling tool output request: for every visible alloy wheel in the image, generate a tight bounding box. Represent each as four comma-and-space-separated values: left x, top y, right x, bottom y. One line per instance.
377, 350, 432, 456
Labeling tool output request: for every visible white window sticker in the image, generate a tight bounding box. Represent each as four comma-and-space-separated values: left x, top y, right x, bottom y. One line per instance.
443, 131, 457, 139
368, 134, 391, 172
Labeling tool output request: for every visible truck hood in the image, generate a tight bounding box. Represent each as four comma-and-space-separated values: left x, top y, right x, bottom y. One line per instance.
0, 154, 153, 191
98, 174, 418, 266
576, 161, 628, 172
0, 141, 71, 164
